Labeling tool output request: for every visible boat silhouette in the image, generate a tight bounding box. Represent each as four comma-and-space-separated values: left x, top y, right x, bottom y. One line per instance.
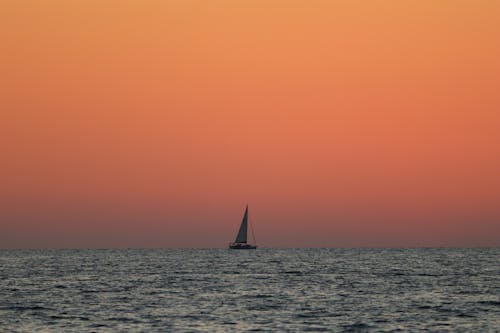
229, 205, 257, 249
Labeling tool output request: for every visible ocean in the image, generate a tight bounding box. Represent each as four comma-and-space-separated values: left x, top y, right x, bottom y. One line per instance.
0, 248, 499, 332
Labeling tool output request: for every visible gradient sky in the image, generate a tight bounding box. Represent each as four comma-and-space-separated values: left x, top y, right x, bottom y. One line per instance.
1, 1, 499, 248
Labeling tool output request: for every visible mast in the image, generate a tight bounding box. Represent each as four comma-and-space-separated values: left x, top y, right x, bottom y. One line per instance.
249, 211, 257, 246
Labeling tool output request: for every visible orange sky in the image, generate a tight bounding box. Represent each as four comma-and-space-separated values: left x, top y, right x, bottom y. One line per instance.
1, 1, 499, 248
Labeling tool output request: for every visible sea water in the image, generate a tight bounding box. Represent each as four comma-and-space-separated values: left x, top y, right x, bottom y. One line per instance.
0, 248, 499, 332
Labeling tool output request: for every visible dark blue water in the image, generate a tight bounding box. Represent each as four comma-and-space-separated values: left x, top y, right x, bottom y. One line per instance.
0, 249, 499, 332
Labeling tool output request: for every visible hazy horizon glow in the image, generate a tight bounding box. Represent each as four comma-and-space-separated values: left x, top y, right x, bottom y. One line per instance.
1, 1, 499, 248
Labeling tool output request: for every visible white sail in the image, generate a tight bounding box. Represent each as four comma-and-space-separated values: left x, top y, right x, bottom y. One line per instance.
234, 206, 248, 243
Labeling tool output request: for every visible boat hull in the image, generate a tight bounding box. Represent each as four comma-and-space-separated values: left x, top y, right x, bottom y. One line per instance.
229, 243, 257, 250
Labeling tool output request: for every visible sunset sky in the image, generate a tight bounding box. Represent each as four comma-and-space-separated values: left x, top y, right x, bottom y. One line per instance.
1, 1, 499, 248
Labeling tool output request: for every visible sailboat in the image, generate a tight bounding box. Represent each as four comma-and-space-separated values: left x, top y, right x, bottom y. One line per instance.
229, 205, 257, 249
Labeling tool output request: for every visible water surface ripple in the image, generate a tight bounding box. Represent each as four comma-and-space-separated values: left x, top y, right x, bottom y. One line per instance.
1, 248, 499, 332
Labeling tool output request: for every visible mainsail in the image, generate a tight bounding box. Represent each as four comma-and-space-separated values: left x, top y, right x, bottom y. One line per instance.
234, 205, 248, 243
